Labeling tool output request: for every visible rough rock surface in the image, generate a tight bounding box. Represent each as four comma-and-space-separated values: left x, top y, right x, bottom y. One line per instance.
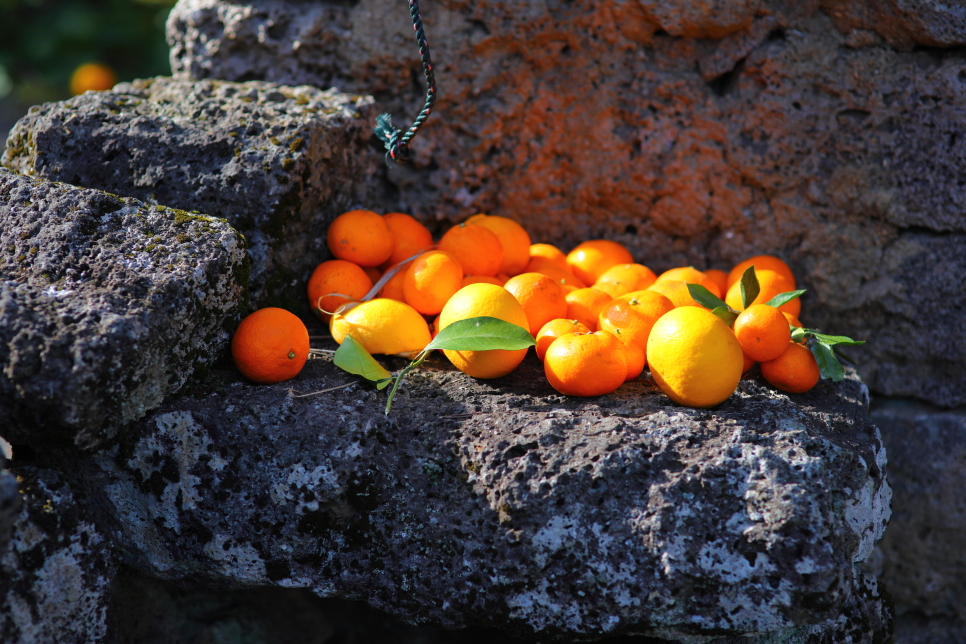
872, 400, 966, 619
0, 171, 247, 449
163, 0, 966, 407
2, 77, 379, 311
0, 467, 117, 644
60, 352, 891, 642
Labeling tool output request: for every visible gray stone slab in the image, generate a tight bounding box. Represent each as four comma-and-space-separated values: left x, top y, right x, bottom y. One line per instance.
67, 353, 891, 642
2, 77, 380, 311
872, 399, 966, 619
0, 467, 116, 644
0, 171, 246, 449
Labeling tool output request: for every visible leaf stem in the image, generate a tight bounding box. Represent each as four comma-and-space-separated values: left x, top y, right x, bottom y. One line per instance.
384, 350, 430, 415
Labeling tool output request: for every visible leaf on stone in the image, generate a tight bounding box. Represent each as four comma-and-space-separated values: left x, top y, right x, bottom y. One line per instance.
687, 284, 729, 311
426, 317, 535, 352
333, 334, 393, 389
765, 289, 806, 308
711, 306, 739, 327
740, 266, 760, 309
811, 341, 845, 382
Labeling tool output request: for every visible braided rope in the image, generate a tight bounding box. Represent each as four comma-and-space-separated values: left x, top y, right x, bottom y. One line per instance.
374, 0, 437, 165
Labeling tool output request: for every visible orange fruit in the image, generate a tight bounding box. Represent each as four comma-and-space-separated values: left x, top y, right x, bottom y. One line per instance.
231, 307, 309, 384
597, 290, 674, 350
462, 275, 505, 288
592, 280, 632, 299
761, 342, 820, 394
655, 267, 722, 298
609, 330, 646, 381
705, 269, 729, 296
566, 240, 634, 285
727, 255, 796, 289
363, 266, 382, 284
733, 304, 791, 362
438, 223, 504, 277
565, 287, 614, 331
503, 272, 568, 336
70, 62, 116, 95
327, 210, 393, 267
466, 214, 532, 276
379, 265, 408, 301
725, 269, 801, 317
403, 250, 464, 315
783, 311, 803, 329
646, 306, 743, 408
544, 331, 628, 397
534, 318, 591, 361
595, 263, 657, 293
383, 212, 433, 266
742, 353, 756, 374
330, 298, 431, 357
307, 259, 373, 320
646, 279, 703, 308
527, 243, 569, 273
438, 283, 530, 379
530, 265, 586, 291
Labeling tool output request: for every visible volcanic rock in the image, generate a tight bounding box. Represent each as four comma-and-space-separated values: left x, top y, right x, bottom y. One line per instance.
2, 77, 379, 311
62, 352, 891, 642
0, 171, 246, 449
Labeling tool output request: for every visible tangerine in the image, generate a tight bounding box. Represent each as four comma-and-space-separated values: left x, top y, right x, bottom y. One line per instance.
466, 214, 531, 276
438, 223, 504, 277
403, 250, 464, 315
503, 272, 568, 335
655, 267, 722, 298
646, 279, 703, 308
597, 290, 674, 350
760, 342, 820, 394
733, 304, 791, 362
725, 268, 801, 317
566, 240, 634, 285
383, 212, 434, 267
544, 331, 627, 397
527, 243, 569, 273
462, 275, 505, 287
727, 255, 796, 289
534, 318, 591, 361
596, 263, 658, 292
231, 308, 309, 384
565, 287, 614, 331
327, 210, 393, 267
70, 62, 116, 95
705, 269, 729, 297
307, 259, 373, 320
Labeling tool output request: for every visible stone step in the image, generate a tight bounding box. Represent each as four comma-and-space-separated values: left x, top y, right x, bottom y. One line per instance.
2, 76, 380, 312
0, 171, 247, 449
48, 351, 893, 642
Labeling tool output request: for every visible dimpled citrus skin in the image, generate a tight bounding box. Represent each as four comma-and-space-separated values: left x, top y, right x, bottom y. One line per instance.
330, 298, 431, 356
438, 283, 530, 379
544, 331, 627, 397
231, 308, 310, 384
326, 209, 393, 267
566, 240, 635, 285
467, 214, 532, 276
646, 307, 744, 408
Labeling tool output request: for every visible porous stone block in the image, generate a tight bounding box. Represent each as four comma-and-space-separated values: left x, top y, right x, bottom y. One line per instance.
0, 171, 246, 449
163, 0, 966, 407
0, 468, 116, 644
2, 77, 379, 311
70, 354, 891, 642
872, 399, 966, 619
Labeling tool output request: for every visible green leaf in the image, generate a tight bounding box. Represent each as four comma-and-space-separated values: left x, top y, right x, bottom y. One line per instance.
687, 284, 730, 311
810, 341, 846, 381
426, 317, 535, 352
333, 335, 393, 387
765, 289, 806, 308
790, 326, 807, 343
740, 266, 760, 309
711, 306, 739, 327
808, 332, 865, 347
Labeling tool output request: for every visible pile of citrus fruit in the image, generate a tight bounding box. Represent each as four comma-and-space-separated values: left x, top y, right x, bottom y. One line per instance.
233, 209, 857, 409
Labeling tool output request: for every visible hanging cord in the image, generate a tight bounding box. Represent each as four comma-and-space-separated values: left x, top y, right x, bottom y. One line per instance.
374, 0, 437, 165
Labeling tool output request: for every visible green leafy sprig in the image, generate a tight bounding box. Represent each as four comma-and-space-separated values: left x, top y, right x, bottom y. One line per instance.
333, 316, 535, 414
686, 266, 862, 381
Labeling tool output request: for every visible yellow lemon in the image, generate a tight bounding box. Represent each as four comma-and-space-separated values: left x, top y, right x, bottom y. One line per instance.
330, 298, 431, 357
438, 283, 530, 378
646, 307, 743, 408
